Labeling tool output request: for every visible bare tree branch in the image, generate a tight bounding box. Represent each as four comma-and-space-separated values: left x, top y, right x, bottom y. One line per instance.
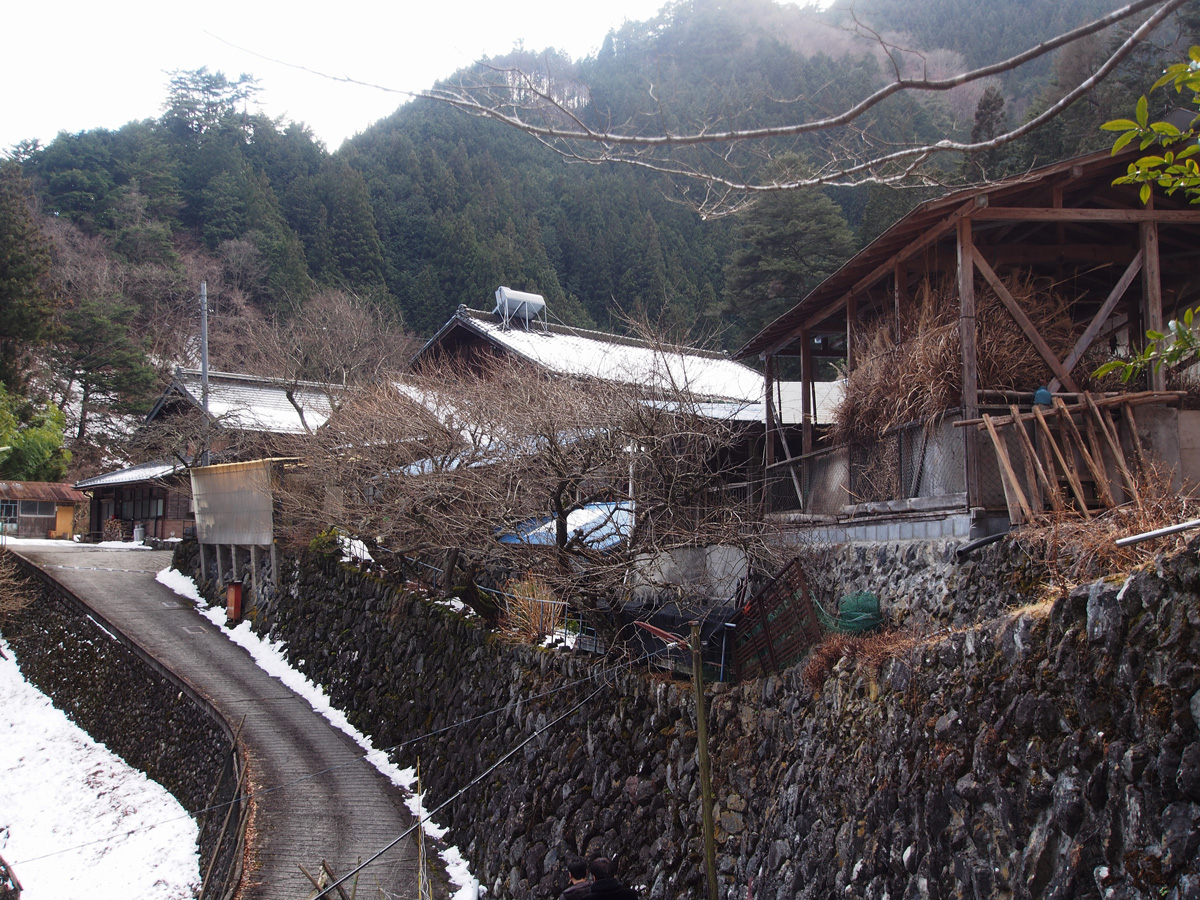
236, 0, 1183, 216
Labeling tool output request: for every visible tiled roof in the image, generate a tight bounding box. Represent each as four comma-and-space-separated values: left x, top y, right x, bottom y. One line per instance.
155, 370, 336, 435
74, 460, 185, 490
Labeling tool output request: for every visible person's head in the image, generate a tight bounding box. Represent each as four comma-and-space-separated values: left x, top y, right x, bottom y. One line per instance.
589, 857, 616, 880
567, 858, 588, 883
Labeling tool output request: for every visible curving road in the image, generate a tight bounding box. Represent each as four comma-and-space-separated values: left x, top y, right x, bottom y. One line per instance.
16, 543, 428, 900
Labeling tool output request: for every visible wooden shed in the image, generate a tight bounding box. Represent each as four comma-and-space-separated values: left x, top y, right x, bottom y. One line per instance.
736, 148, 1200, 539
0, 481, 87, 539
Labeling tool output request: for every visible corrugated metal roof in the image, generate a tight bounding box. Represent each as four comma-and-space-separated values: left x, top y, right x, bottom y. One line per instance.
74, 460, 185, 490
0, 481, 89, 503
156, 370, 336, 435
420, 308, 764, 403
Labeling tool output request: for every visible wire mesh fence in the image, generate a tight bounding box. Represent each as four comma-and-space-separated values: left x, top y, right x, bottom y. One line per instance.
765, 414, 980, 516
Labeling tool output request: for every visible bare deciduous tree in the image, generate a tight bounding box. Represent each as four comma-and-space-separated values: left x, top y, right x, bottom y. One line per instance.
275, 350, 782, 637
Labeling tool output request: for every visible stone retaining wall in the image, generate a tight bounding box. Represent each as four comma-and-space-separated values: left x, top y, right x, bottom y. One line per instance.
176, 539, 1200, 900
3, 557, 241, 900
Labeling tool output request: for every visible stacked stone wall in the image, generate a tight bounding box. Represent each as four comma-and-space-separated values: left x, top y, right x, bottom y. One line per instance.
178, 540, 1200, 900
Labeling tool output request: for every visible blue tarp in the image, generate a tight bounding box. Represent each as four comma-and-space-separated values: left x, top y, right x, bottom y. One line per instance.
497, 501, 633, 550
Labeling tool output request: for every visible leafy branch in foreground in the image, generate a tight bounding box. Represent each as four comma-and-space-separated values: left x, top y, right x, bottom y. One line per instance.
1094, 304, 1200, 382
1102, 45, 1200, 204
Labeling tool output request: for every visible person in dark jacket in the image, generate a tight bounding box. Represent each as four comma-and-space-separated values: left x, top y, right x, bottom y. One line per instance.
560, 857, 591, 899
588, 857, 638, 899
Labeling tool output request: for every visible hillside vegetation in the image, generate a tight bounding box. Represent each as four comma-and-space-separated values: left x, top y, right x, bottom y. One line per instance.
1, 0, 1193, 478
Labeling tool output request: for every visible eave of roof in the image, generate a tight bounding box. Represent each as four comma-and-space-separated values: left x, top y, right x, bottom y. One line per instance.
0, 481, 89, 503
734, 147, 1200, 361
74, 460, 187, 490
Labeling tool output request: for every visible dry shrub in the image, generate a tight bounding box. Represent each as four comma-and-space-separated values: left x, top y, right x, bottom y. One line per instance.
801, 629, 922, 693
832, 274, 1089, 444
1018, 459, 1200, 586
0, 550, 34, 618
500, 574, 564, 643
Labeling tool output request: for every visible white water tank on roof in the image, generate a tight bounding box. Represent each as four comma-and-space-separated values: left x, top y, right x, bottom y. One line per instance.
493, 286, 546, 323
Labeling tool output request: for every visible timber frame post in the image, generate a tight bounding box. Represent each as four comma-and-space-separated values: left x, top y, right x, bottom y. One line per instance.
1140, 218, 1165, 392
957, 216, 981, 508
800, 328, 813, 455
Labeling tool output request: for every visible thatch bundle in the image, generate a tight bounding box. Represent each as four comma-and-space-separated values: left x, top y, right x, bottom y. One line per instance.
831, 274, 1085, 444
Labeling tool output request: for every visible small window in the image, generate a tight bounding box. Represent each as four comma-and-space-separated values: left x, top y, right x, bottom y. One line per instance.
19, 500, 56, 517
0, 500, 16, 524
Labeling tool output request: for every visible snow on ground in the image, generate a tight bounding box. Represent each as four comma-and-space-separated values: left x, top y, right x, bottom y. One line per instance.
156, 567, 482, 899
0, 637, 200, 900
0, 537, 154, 550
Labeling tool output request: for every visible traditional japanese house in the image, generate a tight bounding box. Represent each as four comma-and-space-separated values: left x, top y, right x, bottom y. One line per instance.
77, 369, 340, 542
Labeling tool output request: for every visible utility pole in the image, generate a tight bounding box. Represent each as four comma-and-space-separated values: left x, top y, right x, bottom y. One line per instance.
691, 622, 719, 900
200, 281, 210, 466
636, 620, 719, 900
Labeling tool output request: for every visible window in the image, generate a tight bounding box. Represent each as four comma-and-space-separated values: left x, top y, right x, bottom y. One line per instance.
0, 500, 16, 524
19, 500, 56, 517
121, 488, 164, 520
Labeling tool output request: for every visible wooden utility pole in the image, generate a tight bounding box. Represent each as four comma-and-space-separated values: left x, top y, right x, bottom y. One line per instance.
636, 621, 719, 900
691, 623, 718, 900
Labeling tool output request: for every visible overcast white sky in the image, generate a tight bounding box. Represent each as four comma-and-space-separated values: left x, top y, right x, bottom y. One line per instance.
3, 0, 669, 154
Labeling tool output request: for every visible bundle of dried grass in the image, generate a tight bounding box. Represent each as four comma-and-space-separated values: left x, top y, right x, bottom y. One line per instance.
1017, 459, 1200, 587
500, 574, 564, 643
800, 628, 926, 693
831, 274, 1087, 445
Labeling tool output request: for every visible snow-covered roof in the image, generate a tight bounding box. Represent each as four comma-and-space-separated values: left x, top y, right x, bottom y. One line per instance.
74, 460, 186, 490
417, 307, 764, 403
150, 369, 336, 435
621, 381, 842, 424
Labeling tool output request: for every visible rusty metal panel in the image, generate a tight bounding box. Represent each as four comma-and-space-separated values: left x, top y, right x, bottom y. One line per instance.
733, 557, 823, 681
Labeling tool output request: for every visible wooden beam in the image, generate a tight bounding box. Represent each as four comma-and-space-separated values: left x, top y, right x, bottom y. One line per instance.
973, 252, 1080, 393
1122, 402, 1145, 473
1010, 404, 1064, 512
1047, 249, 1144, 392
973, 207, 1200, 223
764, 354, 776, 473
1054, 397, 1115, 508
846, 293, 857, 371
1141, 219, 1165, 392
1084, 391, 1140, 509
760, 198, 984, 358
958, 216, 981, 506
958, 390, 1185, 428
800, 328, 813, 455
1033, 405, 1091, 518
985, 245, 1138, 266
982, 414, 1031, 524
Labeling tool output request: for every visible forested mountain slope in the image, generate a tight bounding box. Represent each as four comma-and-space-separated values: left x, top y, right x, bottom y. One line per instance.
2, 0, 1193, 478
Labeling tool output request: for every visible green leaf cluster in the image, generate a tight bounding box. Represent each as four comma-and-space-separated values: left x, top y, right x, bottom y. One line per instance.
1103, 47, 1200, 205
0, 385, 69, 482
1094, 304, 1200, 384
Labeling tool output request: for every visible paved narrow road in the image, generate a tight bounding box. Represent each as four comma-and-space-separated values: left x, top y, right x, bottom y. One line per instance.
16, 544, 425, 900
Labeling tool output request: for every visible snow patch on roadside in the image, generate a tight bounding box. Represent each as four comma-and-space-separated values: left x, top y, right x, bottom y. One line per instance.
158, 567, 481, 899
0, 636, 200, 900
